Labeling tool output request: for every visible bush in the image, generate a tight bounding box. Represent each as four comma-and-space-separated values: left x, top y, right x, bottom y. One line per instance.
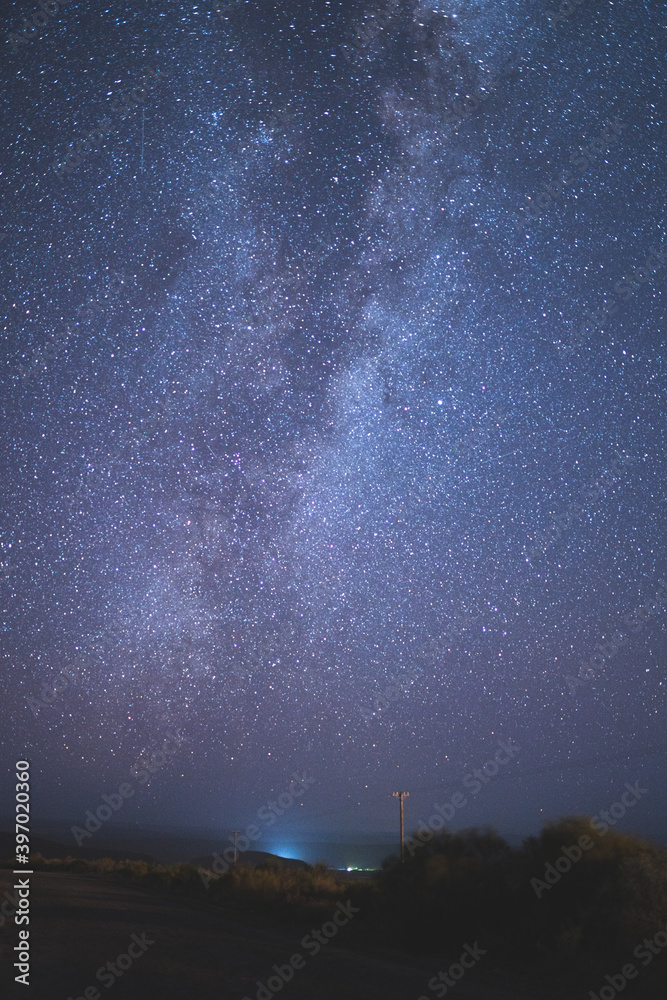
376, 820, 667, 967
22, 817, 667, 972
378, 826, 517, 954
521, 817, 667, 960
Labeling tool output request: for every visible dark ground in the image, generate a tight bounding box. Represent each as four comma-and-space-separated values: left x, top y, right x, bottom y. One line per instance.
0, 871, 558, 1000
0, 871, 663, 999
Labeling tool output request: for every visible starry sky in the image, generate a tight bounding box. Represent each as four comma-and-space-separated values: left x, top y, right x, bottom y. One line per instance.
1, 0, 666, 849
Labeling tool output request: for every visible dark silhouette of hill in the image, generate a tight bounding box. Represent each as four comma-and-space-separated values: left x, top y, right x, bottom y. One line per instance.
191, 849, 310, 870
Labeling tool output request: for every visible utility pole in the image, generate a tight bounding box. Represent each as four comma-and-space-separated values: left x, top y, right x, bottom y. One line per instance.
392, 791, 409, 863
231, 830, 240, 865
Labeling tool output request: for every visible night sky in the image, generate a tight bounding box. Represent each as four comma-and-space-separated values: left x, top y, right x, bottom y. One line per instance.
1, 0, 666, 852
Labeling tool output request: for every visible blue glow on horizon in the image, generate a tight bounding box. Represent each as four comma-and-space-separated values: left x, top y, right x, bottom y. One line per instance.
267, 845, 301, 861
